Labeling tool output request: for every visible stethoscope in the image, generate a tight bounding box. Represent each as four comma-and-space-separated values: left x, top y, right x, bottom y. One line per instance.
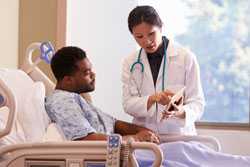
129, 37, 167, 95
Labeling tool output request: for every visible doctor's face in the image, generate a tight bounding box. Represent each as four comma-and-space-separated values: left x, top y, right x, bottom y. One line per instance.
132, 22, 162, 53
70, 58, 96, 94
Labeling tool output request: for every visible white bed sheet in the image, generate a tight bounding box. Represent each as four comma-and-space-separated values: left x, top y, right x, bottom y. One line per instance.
135, 141, 250, 167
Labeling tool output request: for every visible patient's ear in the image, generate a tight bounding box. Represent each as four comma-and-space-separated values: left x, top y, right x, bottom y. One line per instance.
62, 75, 74, 84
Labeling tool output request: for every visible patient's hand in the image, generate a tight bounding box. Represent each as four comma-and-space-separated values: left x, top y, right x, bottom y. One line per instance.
135, 130, 160, 144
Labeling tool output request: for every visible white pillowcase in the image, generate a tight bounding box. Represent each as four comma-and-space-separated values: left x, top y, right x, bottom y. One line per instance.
18, 81, 50, 142
42, 123, 66, 142
0, 69, 50, 144
0, 107, 26, 145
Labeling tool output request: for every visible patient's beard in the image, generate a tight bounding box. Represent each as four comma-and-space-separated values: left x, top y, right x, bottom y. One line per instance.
75, 84, 95, 94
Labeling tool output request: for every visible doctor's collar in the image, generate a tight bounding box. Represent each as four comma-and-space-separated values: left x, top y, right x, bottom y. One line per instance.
146, 36, 169, 58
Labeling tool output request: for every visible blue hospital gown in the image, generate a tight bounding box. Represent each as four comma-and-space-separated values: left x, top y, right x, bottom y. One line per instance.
45, 90, 116, 140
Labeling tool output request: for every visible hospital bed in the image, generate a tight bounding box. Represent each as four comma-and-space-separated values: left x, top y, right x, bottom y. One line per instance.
0, 42, 220, 167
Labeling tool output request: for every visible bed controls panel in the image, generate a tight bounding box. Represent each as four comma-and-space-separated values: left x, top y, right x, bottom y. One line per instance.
25, 159, 109, 167
84, 161, 106, 167
25, 159, 66, 167
67, 159, 82, 167
106, 134, 122, 167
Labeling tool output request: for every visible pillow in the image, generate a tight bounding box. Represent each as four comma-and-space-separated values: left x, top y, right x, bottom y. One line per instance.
0, 69, 50, 143
42, 123, 66, 142
0, 107, 26, 145
17, 81, 50, 142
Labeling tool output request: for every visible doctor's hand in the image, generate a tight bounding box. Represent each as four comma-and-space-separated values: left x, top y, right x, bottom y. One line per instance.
135, 130, 160, 144
147, 90, 174, 110
156, 90, 175, 105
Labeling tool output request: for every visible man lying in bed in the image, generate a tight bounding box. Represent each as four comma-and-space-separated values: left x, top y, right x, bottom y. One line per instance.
45, 46, 159, 143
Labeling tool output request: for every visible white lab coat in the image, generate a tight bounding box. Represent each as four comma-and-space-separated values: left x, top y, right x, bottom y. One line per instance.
122, 41, 205, 135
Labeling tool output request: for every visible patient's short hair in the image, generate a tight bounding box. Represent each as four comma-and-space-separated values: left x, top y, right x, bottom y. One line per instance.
51, 46, 87, 81
128, 5, 163, 33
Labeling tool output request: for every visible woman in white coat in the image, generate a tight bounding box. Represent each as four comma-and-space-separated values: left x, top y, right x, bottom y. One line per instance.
122, 5, 205, 135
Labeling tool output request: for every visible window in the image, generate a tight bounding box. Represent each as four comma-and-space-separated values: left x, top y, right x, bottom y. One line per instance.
140, 0, 250, 124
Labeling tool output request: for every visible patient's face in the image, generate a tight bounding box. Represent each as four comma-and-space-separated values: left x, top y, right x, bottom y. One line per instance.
71, 58, 95, 93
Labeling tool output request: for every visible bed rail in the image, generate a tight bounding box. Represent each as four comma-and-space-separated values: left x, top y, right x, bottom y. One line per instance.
0, 141, 162, 167
0, 77, 16, 139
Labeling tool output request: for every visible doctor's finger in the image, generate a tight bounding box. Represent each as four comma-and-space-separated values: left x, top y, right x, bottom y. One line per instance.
162, 90, 174, 96
159, 93, 172, 104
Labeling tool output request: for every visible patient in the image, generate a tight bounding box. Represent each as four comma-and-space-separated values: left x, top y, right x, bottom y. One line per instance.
45, 46, 159, 143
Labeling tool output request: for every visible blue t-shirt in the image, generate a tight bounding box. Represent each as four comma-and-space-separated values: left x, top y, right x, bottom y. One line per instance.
45, 90, 116, 140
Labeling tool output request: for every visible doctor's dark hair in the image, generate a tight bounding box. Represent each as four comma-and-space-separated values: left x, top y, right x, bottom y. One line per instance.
128, 5, 163, 33
51, 46, 87, 81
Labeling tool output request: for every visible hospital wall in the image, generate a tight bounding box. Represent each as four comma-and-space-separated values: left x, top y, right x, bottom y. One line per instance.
0, 0, 19, 68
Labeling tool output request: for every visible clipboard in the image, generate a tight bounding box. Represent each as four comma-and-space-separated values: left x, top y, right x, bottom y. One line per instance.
165, 86, 186, 112
158, 86, 186, 122
157, 87, 186, 122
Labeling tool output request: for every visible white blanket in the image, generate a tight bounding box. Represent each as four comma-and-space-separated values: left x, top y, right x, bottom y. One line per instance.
135, 141, 250, 167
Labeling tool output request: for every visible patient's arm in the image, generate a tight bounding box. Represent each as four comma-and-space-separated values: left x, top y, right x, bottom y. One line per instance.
73, 120, 143, 141
75, 132, 136, 142
74, 132, 137, 142
115, 120, 160, 144
114, 120, 147, 135
74, 120, 159, 143
73, 120, 145, 141
74, 133, 107, 141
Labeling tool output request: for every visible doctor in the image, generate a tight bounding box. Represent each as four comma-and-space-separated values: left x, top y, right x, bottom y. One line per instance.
122, 5, 205, 135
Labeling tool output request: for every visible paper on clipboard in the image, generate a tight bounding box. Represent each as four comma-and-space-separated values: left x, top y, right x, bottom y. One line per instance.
156, 87, 186, 122
165, 86, 186, 112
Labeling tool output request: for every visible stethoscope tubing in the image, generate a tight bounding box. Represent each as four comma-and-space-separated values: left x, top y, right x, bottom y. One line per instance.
130, 37, 167, 92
